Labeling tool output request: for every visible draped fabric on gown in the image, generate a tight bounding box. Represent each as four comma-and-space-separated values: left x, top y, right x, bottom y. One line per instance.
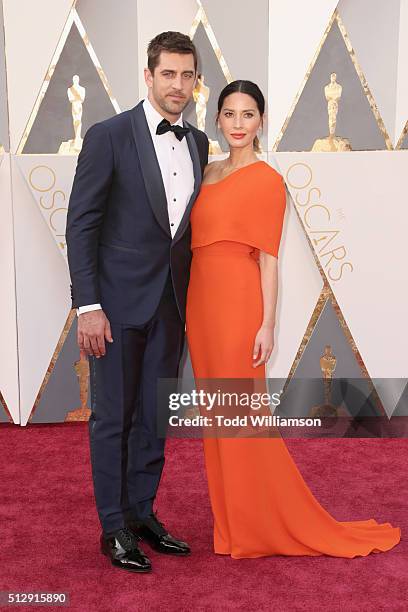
185, 160, 401, 559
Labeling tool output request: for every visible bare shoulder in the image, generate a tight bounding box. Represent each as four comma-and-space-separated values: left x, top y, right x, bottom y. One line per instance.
203, 160, 224, 179
203, 160, 223, 174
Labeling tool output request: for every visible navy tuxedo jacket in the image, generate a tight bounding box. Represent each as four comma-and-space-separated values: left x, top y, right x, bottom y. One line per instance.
66, 100, 209, 325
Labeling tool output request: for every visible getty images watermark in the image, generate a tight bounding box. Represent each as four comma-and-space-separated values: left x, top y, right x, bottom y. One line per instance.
155, 381, 324, 438
167, 389, 321, 429
157, 377, 408, 439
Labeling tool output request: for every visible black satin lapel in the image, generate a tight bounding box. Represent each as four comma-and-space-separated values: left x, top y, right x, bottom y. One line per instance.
129, 102, 171, 237
172, 126, 202, 244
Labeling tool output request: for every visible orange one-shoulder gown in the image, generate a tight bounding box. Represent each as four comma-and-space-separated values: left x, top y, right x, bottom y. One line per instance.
185, 160, 401, 559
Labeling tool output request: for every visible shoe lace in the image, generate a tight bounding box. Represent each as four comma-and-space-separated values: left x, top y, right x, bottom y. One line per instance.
116, 527, 139, 551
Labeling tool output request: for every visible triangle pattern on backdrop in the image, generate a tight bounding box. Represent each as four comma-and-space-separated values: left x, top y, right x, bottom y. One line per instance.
336, 0, 402, 146
275, 10, 391, 152
18, 8, 119, 154
0, 391, 13, 423
2, 0, 73, 153
396, 121, 408, 150
29, 313, 91, 423
278, 293, 384, 421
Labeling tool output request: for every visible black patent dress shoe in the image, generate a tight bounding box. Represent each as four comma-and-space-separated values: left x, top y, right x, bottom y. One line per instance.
127, 513, 191, 556
100, 527, 152, 572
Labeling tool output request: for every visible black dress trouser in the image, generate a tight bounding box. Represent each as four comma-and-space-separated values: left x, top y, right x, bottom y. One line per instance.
87, 272, 184, 534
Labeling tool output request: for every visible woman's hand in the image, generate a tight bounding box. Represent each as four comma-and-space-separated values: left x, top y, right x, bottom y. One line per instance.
252, 324, 275, 367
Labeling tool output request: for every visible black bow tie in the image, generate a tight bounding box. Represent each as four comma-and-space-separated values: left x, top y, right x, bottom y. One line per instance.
156, 118, 190, 141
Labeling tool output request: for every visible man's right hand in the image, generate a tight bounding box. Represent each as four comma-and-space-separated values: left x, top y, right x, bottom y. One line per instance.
77, 309, 113, 358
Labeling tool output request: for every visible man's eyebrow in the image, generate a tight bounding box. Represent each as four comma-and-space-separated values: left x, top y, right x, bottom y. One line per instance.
160, 69, 195, 74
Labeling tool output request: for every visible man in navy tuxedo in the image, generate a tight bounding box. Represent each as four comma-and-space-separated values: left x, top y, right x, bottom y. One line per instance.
66, 31, 208, 573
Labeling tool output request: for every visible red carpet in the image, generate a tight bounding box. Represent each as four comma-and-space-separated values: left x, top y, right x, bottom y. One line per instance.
1, 423, 406, 611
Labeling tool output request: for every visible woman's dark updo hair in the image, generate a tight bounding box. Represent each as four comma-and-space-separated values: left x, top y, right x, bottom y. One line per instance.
217, 80, 265, 153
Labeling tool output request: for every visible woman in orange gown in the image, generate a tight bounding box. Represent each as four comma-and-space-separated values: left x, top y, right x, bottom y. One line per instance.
185, 80, 401, 559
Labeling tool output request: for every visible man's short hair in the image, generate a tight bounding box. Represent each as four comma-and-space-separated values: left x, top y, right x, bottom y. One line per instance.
147, 31, 198, 74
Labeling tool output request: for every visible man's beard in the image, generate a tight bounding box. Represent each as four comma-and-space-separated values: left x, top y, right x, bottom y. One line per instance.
157, 93, 191, 117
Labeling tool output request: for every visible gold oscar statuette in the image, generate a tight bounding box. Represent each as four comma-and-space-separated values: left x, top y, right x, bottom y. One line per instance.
193, 73, 222, 155
58, 75, 86, 155
309, 345, 348, 418
65, 353, 91, 421
312, 73, 352, 152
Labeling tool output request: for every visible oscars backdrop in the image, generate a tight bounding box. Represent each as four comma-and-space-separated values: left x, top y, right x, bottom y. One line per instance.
0, 0, 407, 425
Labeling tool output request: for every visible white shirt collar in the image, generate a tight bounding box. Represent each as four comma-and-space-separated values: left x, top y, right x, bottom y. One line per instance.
143, 97, 184, 133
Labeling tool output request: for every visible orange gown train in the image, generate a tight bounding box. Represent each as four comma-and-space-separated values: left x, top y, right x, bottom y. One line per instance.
185, 160, 401, 559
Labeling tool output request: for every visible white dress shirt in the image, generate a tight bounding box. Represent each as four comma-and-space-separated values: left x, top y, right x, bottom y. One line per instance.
76, 97, 195, 316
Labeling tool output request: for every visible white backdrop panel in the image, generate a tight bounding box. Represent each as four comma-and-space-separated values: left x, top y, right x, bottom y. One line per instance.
16, 156, 78, 261
13, 156, 72, 425
0, 154, 19, 422
267, 153, 324, 378
276, 151, 408, 379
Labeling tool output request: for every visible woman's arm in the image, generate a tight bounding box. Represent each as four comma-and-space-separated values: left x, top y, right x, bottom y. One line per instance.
252, 252, 278, 367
